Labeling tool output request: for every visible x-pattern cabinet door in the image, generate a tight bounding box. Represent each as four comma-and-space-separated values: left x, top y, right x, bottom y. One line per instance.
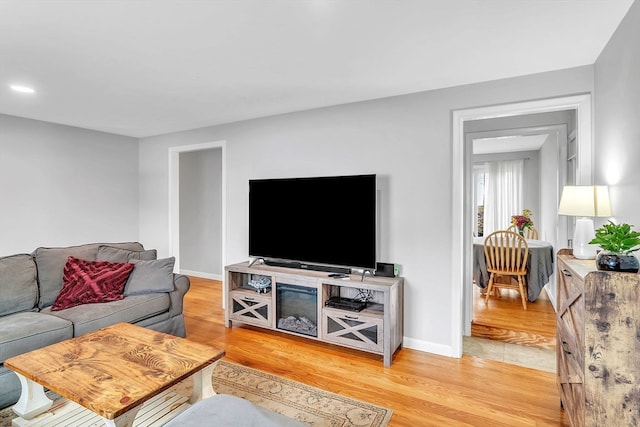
322, 307, 384, 353
230, 289, 272, 327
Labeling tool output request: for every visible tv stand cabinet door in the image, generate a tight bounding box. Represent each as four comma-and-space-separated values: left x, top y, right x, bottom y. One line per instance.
321, 307, 384, 353
229, 289, 272, 328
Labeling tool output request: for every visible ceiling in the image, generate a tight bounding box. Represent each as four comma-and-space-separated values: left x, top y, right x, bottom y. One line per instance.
0, 0, 634, 138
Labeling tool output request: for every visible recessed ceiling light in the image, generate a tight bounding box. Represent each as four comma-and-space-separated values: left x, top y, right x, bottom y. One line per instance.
10, 85, 36, 94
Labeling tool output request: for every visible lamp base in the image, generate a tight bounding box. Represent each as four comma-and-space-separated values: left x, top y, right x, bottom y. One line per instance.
573, 217, 597, 259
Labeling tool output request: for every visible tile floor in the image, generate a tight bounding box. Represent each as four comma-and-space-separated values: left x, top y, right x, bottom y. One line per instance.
463, 336, 555, 373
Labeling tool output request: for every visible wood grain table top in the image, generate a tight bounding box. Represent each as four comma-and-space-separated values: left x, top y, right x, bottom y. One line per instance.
4, 322, 225, 420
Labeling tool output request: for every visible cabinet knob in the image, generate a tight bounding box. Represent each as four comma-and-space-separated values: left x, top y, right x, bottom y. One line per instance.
561, 341, 572, 355
561, 269, 572, 277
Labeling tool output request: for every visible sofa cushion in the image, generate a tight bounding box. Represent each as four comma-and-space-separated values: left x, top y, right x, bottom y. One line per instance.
0, 254, 38, 317
33, 242, 144, 309
0, 312, 73, 363
43, 293, 170, 336
51, 257, 134, 311
124, 257, 175, 296
96, 246, 157, 263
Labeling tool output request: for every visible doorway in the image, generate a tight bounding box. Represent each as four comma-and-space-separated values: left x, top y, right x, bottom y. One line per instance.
466, 124, 567, 367
468, 119, 571, 305
450, 94, 593, 358
168, 141, 227, 283
179, 148, 223, 279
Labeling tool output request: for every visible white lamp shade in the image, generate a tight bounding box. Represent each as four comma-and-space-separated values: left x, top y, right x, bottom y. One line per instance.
558, 185, 612, 259
558, 186, 611, 217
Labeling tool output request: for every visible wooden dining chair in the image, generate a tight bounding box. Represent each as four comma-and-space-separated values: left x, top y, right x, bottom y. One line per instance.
483, 230, 529, 310
507, 224, 539, 239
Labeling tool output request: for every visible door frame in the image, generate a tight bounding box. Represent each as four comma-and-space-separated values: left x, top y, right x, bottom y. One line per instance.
450, 94, 592, 358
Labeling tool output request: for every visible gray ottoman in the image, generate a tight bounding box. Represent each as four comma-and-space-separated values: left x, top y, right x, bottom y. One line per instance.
163, 394, 308, 426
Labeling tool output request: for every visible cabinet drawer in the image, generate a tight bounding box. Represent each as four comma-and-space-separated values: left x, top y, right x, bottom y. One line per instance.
322, 307, 383, 353
230, 289, 272, 327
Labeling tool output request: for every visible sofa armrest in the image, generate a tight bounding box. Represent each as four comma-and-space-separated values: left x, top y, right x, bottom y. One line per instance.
168, 274, 190, 317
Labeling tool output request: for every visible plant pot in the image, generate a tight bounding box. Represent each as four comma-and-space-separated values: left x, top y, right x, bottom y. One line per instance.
595, 251, 640, 273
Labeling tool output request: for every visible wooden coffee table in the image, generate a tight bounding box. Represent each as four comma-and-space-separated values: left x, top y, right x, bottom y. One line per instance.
4, 322, 225, 427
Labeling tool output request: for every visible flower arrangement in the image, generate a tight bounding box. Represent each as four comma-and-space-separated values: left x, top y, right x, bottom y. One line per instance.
511, 208, 534, 234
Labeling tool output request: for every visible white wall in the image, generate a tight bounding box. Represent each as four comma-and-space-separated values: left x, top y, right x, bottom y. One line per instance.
0, 114, 139, 255
594, 0, 640, 228
538, 130, 563, 245
179, 148, 223, 277
139, 65, 593, 355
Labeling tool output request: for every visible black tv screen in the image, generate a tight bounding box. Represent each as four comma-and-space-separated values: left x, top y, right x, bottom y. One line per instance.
249, 174, 376, 270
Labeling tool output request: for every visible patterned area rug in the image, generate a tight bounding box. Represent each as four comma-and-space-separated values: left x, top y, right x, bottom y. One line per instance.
0, 360, 392, 427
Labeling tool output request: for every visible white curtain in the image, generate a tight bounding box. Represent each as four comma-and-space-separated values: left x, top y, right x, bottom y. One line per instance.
483, 159, 523, 235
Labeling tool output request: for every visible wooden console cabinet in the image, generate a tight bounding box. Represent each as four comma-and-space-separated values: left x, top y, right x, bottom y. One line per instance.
556, 249, 640, 427
225, 262, 404, 366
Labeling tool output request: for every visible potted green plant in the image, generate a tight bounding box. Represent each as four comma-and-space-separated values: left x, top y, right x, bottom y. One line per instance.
589, 221, 640, 272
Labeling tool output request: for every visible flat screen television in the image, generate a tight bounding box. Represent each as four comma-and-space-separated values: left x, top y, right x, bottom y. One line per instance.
249, 174, 376, 272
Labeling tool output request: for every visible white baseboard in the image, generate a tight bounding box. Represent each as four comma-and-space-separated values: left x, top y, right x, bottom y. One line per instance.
179, 269, 223, 281
403, 337, 457, 358
544, 285, 558, 312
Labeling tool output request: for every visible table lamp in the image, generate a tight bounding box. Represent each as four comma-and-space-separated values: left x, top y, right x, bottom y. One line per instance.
558, 185, 611, 259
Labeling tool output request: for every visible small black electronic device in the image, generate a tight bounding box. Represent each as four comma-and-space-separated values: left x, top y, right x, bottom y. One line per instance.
374, 262, 397, 277
324, 296, 367, 312
328, 273, 349, 279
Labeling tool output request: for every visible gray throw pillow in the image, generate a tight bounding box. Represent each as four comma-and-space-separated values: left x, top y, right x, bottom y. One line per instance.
124, 257, 175, 296
97, 246, 157, 263
0, 254, 38, 316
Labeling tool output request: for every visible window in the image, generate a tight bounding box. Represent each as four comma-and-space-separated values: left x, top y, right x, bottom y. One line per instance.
474, 159, 524, 237
473, 165, 486, 237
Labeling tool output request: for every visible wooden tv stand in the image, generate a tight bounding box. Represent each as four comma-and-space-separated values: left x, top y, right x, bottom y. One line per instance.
224, 261, 404, 366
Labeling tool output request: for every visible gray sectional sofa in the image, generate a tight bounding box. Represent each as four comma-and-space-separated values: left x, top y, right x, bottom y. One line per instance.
0, 242, 190, 409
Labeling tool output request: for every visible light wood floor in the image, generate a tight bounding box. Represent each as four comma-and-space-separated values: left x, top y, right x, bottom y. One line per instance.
471, 284, 557, 350
183, 276, 567, 426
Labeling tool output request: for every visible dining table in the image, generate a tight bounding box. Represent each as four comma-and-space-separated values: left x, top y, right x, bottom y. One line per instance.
472, 236, 554, 302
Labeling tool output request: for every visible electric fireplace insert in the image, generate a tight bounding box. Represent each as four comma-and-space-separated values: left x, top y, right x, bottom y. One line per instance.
276, 283, 318, 337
